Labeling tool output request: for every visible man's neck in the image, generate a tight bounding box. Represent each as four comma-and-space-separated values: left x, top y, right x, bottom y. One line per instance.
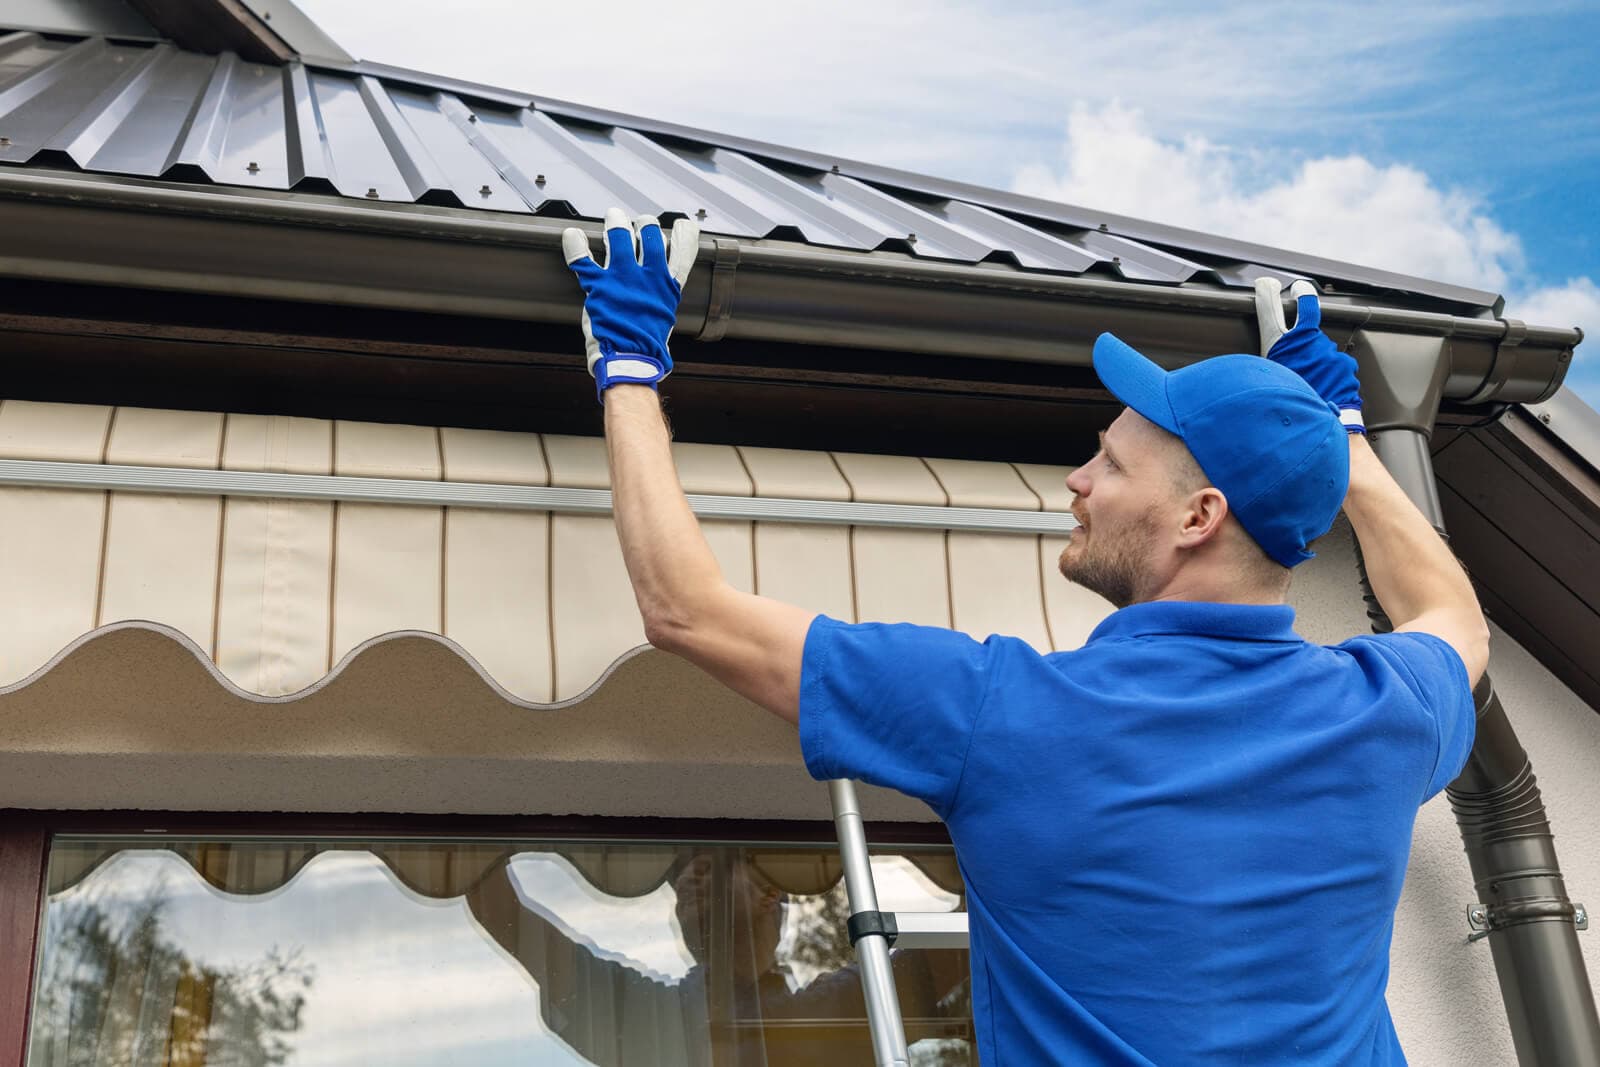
1138, 570, 1287, 608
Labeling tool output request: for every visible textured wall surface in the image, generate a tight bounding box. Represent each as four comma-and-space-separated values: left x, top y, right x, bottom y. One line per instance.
1293, 516, 1600, 1066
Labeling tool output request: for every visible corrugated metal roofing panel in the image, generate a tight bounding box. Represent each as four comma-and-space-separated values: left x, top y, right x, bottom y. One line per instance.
938, 200, 1106, 272
57, 45, 216, 174
387, 87, 528, 211
0, 29, 68, 85
1209, 262, 1311, 289
606, 128, 776, 237
697, 148, 886, 248
305, 69, 430, 200
0, 36, 130, 160
0, 28, 1505, 313
189, 56, 295, 186
1075, 228, 1207, 283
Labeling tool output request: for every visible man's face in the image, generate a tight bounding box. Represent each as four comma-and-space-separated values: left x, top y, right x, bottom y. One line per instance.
1059, 410, 1182, 608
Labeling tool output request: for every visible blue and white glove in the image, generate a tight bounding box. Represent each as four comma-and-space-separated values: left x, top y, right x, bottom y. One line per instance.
1255, 278, 1365, 434
562, 207, 699, 402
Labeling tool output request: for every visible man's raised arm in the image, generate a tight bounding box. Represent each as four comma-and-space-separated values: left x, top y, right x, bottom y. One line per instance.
563, 210, 815, 724
1258, 280, 1490, 684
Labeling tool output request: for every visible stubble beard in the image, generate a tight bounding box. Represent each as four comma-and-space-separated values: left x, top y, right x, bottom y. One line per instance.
1058, 513, 1158, 609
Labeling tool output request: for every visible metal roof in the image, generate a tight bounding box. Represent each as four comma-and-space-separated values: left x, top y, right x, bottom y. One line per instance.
0, 29, 1505, 313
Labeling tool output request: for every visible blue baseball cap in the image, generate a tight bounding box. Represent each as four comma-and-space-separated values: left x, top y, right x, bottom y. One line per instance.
1091, 333, 1349, 567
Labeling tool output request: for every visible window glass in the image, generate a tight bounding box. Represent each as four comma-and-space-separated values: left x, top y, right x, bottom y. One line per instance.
27, 837, 972, 1066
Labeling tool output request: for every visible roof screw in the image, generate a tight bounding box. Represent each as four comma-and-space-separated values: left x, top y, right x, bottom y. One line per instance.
906, 233, 917, 244
246, 161, 260, 173
695, 208, 707, 220
1540, 412, 1552, 425
467, 113, 478, 123
1098, 223, 1110, 232
830, 164, 841, 174
1112, 255, 1122, 265
479, 184, 492, 196
0, 137, 10, 147
534, 174, 546, 186
366, 187, 379, 198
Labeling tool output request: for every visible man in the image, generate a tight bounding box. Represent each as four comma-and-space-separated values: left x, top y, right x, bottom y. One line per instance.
561, 208, 1484, 1064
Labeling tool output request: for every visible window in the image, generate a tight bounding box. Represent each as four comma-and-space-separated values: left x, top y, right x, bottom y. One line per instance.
27, 837, 972, 1066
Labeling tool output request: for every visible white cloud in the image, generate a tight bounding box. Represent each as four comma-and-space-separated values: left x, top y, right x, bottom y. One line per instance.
1505, 278, 1600, 400
1507, 277, 1600, 337
1012, 102, 1524, 291
291, 1, 1534, 186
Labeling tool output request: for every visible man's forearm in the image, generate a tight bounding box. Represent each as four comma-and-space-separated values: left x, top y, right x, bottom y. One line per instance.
603, 385, 725, 641
1342, 434, 1484, 634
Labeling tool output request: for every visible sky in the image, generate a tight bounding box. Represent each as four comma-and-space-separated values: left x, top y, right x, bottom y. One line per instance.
292, 0, 1600, 410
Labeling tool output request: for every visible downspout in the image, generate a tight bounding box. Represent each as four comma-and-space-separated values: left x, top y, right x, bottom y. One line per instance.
1349, 328, 1600, 1065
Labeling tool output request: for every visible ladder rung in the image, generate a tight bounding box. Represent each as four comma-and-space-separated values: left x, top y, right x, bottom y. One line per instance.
887, 911, 969, 950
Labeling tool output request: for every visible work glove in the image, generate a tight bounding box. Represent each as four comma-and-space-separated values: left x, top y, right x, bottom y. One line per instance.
562, 207, 699, 402
1255, 278, 1365, 434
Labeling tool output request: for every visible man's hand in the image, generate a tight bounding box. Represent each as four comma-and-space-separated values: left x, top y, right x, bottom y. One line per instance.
562, 208, 699, 401
559, 209, 815, 724
1254, 279, 1488, 683
1255, 278, 1365, 435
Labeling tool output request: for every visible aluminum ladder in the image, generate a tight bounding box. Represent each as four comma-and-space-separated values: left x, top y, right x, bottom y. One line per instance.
828, 778, 971, 1067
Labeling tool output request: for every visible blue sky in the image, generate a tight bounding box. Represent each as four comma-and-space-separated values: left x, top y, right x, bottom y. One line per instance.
296, 0, 1600, 409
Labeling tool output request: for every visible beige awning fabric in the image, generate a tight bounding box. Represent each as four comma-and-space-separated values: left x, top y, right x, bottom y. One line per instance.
0, 397, 1113, 817
44, 838, 965, 900
0, 398, 1112, 703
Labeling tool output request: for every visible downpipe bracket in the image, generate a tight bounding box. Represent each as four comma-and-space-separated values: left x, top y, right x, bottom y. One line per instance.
1467, 901, 1589, 943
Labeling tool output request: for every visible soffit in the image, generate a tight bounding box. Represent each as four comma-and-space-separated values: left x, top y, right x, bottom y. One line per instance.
1433, 396, 1600, 714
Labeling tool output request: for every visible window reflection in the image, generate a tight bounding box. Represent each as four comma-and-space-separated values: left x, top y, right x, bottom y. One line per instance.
28, 838, 973, 1066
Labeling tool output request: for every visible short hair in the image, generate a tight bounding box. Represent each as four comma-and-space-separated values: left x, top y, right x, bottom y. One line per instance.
1165, 437, 1291, 594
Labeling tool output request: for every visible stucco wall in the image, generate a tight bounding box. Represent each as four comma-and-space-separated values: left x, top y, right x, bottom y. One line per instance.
1293, 517, 1600, 1066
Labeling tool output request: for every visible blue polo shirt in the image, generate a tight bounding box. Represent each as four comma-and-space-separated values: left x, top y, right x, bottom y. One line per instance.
799, 600, 1475, 1065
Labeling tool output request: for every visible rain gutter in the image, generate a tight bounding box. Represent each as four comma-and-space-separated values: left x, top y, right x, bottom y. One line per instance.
0, 167, 1577, 406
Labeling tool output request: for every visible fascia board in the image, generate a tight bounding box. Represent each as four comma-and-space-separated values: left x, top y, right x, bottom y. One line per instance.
234, 0, 352, 63
1522, 388, 1600, 479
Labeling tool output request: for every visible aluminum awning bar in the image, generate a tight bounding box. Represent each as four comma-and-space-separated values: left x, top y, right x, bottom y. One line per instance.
0, 458, 1076, 535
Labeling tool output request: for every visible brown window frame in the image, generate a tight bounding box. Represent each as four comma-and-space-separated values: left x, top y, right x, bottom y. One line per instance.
0, 808, 951, 1067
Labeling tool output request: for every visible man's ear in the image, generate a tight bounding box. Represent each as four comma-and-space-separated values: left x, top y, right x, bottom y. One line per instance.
1178, 487, 1229, 548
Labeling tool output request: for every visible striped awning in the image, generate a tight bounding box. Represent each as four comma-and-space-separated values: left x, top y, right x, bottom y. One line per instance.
0, 397, 1113, 817
44, 838, 965, 901
0, 398, 1110, 703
